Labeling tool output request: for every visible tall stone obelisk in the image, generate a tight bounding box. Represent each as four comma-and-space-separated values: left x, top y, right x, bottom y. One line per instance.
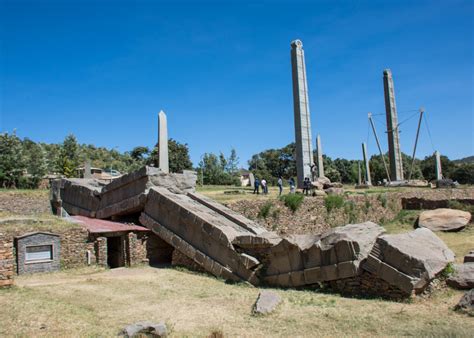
316, 134, 324, 178
362, 142, 372, 186
434, 151, 442, 181
383, 69, 404, 181
291, 39, 313, 188
158, 110, 169, 173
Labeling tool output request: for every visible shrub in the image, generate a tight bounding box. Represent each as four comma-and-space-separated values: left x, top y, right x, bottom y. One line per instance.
271, 208, 281, 220
344, 200, 357, 224
257, 201, 273, 219
280, 194, 304, 213
324, 195, 344, 213
441, 263, 455, 278
377, 193, 388, 208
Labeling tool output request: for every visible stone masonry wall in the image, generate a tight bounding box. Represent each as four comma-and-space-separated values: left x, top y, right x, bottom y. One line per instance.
326, 270, 410, 300
0, 233, 14, 288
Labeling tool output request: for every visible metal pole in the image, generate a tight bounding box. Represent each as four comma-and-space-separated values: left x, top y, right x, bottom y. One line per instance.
368, 113, 391, 183
408, 108, 424, 181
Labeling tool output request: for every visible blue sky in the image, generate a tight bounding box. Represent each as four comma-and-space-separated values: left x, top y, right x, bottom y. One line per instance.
1, 0, 473, 167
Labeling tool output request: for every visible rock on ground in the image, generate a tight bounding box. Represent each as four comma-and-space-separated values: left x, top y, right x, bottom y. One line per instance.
253, 290, 281, 315
464, 250, 474, 263
454, 289, 474, 316
446, 263, 474, 290
121, 321, 167, 337
417, 208, 471, 232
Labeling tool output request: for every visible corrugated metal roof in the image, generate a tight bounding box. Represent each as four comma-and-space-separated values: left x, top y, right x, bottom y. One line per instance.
72, 216, 150, 234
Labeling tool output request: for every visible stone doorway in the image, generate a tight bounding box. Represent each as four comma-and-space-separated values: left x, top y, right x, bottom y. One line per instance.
107, 236, 124, 268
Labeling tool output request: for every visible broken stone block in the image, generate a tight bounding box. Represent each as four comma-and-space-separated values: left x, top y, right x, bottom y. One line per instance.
446, 263, 474, 290
417, 208, 471, 232
366, 228, 455, 294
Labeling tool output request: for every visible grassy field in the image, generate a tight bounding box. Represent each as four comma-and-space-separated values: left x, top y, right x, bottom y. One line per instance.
0, 266, 472, 337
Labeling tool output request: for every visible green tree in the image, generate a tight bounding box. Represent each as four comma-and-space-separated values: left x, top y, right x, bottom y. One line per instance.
22, 139, 47, 187
0, 131, 26, 188
420, 154, 455, 181
58, 134, 79, 177
148, 139, 193, 173
451, 163, 474, 184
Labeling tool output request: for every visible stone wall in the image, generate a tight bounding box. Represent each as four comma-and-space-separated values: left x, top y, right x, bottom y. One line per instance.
60, 228, 95, 268
0, 233, 14, 288
326, 271, 410, 300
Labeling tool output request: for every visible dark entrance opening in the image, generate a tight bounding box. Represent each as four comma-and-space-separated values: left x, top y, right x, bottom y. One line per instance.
107, 236, 124, 268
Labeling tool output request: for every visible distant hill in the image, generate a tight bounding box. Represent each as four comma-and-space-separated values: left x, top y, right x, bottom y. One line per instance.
453, 156, 474, 164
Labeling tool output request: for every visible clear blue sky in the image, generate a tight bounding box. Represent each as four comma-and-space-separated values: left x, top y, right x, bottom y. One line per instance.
1, 0, 473, 167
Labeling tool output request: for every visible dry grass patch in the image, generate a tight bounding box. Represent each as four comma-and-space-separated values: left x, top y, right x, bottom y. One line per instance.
1, 266, 472, 337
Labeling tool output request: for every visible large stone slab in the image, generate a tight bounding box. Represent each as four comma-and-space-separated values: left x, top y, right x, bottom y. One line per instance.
59, 178, 103, 217
140, 187, 259, 283
363, 228, 455, 294
262, 222, 384, 287
446, 263, 474, 290
97, 167, 197, 219
188, 192, 267, 235
417, 208, 471, 232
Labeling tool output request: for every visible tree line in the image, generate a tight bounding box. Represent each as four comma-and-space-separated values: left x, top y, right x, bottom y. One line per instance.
0, 131, 472, 188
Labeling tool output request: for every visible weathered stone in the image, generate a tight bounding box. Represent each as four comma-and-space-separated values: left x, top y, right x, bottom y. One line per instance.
454, 289, 474, 316
140, 187, 259, 283
291, 39, 313, 189
367, 228, 455, 294
464, 250, 474, 263
253, 290, 281, 315
324, 187, 344, 196
446, 263, 474, 290
121, 321, 167, 337
323, 182, 343, 189
158, 110, 169, 174
417, 208, 471, 232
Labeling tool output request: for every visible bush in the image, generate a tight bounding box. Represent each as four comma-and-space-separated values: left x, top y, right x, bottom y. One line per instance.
280, 194, 304, 213
377, 193, 388, 208
344, 200, 357, 224
257, 201, 273, 219
324, 195, 345, 213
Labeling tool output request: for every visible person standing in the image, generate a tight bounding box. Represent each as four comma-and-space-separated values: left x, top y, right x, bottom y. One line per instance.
277, 177, 283, 196
289, 177, 295, 194
261, 178, 267, 195
303, 177, 310, 195
253, 177, 260, 194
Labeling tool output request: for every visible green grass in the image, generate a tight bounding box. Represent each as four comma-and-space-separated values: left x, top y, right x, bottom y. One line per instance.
257, 201, 273, 219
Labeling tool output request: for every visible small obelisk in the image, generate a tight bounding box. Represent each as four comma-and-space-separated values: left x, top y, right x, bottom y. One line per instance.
158, 110, 169, 173
291, 39, 314, 188
434, 151, 442, 181
362, 142, 372, 185
383, 69, 404, 181
357, 161, 362, 186
316, 134, 324, 178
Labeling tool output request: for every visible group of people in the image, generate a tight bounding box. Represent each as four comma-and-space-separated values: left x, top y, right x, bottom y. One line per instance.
253, 176, 297, 195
